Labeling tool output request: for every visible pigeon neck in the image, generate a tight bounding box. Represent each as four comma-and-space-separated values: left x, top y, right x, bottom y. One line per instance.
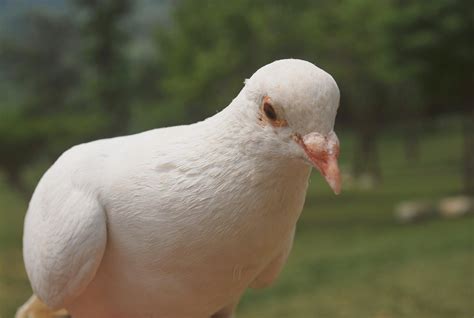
200, 93, 311, 177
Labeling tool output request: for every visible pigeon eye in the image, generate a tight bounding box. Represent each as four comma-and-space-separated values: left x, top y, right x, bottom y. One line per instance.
263, 102, 277, 121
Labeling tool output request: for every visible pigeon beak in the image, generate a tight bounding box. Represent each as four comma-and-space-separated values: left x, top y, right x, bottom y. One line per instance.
296, 131, 341, 195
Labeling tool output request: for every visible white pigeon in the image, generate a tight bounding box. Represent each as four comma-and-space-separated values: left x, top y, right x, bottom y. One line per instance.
17, 59, 341, 318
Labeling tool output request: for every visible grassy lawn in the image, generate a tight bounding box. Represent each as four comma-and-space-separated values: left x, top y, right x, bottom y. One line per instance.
1, 122, 473, 317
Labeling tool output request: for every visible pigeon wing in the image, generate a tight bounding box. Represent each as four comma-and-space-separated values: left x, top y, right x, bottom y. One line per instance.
23, 151, 107, 310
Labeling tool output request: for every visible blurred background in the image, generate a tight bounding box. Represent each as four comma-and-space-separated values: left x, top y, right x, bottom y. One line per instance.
0, 0, 473, 317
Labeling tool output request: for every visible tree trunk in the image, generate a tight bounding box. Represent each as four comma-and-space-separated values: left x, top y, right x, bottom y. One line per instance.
404, 120, 420, 162
463, 111, 474, 195
353, 127, 382, 187
5, 169, 31, 199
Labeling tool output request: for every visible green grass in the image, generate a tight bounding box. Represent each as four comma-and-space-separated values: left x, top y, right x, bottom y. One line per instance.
0, 182, 30, 316
1, 123, 473, 317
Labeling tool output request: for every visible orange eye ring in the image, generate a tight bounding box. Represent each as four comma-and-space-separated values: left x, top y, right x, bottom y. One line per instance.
259, 96, 288, 128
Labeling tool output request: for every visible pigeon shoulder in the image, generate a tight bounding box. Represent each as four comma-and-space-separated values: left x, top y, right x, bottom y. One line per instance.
45, 125, 187, 184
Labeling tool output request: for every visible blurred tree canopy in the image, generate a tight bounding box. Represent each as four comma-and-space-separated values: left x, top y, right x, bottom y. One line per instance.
155, 0, 473, 186
76, 0, 133, 136
0, 10, 98, 195
0, 0, 472, 195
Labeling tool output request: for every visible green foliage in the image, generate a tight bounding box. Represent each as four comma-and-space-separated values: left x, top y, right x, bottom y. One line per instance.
0, 0, 473, 190
0, 10, 80, 113
0, 1, 135, 194
391, 0, 474, 114
153, 0, 473, 183
75, 0, 133, 136
153, 0, 394, 180
155, 0, 398, 124
0, 10, 85, 194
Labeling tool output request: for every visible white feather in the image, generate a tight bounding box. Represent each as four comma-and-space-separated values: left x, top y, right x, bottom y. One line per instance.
23, 59, 340, 317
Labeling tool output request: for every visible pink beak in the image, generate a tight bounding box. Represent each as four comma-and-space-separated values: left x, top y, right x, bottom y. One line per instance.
297, 131, 341, 195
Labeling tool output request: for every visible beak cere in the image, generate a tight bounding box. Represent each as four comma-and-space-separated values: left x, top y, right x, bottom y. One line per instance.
297, 131, 342, 195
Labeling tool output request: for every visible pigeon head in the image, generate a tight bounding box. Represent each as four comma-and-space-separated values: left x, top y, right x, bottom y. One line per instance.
241, 59, 341, 194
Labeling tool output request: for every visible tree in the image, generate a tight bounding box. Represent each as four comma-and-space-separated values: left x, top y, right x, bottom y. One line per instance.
156, 0, 397, 184
0, 10, 93, 196
306, 0, 396, 183
0, 1, 135, 196
75, 0, 133, 136
392, 0, 474, 194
